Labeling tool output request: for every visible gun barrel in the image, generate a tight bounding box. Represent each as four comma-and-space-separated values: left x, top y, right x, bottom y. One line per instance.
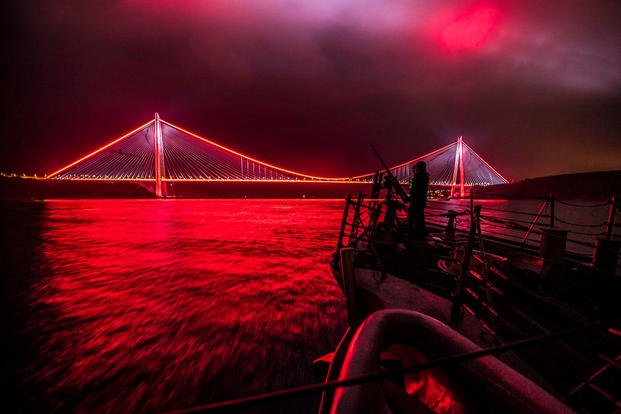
370, 144, 409, 203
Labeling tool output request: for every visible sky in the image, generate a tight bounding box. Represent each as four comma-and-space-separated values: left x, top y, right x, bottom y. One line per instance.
3, 0, 620, 180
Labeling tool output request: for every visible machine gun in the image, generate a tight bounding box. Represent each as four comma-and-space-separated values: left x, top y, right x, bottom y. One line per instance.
370, 144, 409, 204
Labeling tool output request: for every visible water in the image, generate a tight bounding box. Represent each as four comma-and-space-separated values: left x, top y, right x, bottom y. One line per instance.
1, 199, 347, 413
1, 197, 615, 413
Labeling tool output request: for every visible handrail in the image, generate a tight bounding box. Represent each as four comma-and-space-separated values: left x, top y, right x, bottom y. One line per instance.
557, 199, 610, 208
473, 205, 550, 217
469, 191, 549, 200
521, 198, 549, 247
340, 191, 619, 273
162, 322, 604, 414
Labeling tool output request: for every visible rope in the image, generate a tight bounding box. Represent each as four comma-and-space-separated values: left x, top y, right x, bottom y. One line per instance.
480, 228, 534, 241
556, 199, 610, 208
471, 192, 548, 200
480, 215, 535, 232
555, 217, 606, 228
427, 210, 469, 218
479, 219, 528, 232
164, 322, 604, 414
481, 214, 550, 226
478, 205, 549, 217
426, 212, 451, 217
566, 238, 596, 249
566, 229, 604, 237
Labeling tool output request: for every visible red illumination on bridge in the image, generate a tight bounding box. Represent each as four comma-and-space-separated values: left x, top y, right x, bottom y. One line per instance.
161, 120, 357, 182
47, 113, 508, 196
48, 120, 155, 178
463, 140, 508, 184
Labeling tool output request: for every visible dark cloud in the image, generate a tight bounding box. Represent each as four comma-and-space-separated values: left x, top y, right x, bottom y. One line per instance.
3, 0, 620, 179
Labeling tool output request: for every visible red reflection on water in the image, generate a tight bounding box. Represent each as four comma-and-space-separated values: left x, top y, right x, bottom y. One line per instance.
27, 199, 347, 412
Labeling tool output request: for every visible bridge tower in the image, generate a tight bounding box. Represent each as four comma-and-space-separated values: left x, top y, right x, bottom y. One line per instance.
451, 136, 466, 196
46, 117, 508, 190
154, 112, 167, 197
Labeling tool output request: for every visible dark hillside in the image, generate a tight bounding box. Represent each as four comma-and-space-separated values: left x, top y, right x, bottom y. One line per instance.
475, 170, 621, 200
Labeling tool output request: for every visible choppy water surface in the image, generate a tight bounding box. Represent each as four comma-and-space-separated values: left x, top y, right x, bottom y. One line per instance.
2, 199, 347, 413
2, 197, 614, 413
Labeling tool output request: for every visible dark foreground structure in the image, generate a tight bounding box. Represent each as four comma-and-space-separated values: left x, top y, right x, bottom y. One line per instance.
323, 189, 620, 413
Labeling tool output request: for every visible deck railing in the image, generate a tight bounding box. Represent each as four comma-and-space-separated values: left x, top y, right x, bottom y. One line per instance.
423, 192, 621, 274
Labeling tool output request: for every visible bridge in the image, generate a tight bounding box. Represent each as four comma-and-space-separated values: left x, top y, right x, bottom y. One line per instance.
48, 113, 508, 197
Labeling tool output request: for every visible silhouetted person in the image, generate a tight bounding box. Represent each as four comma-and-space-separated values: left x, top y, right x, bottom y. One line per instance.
382, 175, 397, 228
408, 161, 429, 239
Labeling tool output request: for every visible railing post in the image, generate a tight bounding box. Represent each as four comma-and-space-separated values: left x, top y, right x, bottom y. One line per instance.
593, 195, 620, 274
336, 194, 352, 255
464, 205, 480, 270
549, 193, 555, 228
369, 201, 381, 229
605, 195, 618, 239
348, 192, 364, 245
451, 205, 480, 326
470, 189, 474, 212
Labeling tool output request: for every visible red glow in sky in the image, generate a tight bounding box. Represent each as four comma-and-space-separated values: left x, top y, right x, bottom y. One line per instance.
439, 5, 500, 51
4, 1, 621, 179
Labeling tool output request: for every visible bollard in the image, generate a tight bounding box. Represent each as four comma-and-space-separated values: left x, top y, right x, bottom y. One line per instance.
540, 228, 568, 263
446, 210, 457, 236
593, 237, 621, 275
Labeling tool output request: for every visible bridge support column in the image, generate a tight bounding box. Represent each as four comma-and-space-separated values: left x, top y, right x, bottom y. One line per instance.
451, 136, 465, 197
459, 136, 465, 197
154, 112, 167, 198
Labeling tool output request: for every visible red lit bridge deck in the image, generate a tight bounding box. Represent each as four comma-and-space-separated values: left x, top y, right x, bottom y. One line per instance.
48, 113, 508, 197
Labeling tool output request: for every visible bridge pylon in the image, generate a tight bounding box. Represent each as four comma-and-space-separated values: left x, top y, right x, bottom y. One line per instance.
154, 113, 167, 198
46, 114, 508, 192
450, 136, 466, 197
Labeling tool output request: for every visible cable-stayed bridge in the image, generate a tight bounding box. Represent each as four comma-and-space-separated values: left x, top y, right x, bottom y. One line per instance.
48, 113, 508, 197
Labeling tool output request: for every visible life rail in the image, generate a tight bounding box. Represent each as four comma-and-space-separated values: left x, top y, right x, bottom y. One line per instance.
162, 321, 606, 414
336, 191, 620, 273
425, 191, 621, 273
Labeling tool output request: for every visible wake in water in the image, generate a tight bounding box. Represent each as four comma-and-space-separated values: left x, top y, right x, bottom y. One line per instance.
3, 200, 347, 413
